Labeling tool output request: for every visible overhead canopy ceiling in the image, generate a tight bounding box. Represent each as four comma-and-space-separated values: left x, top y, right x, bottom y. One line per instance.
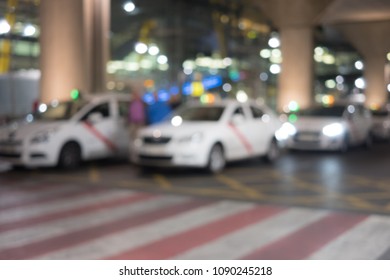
321, 0, 390, 24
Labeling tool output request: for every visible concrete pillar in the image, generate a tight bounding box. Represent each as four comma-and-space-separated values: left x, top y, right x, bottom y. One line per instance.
39, 0, 110, 103
256, 0, 333, 111
39, 0, 87, 103
336, 21, 390, 108
84, 0, 110, 93
279, 27, 314, 111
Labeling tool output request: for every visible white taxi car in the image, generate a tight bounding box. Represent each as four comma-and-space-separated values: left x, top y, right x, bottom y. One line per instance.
282, 103, 372, 152
370, 107, 390, 140
131, 98, 283, 173
0, 93, 131, 169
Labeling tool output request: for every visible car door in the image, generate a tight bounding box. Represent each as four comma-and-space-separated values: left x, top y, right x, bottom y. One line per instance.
112, 99, 131, 156
247, 104, 273, 155
345, 105, 364, 144
78, 101, 117, 159
225, 104, 256, 159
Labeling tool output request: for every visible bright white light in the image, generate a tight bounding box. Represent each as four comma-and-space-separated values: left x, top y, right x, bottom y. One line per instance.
0, 19, 11, 34
322, 123, 344, 137
153, 130, 162, 138
336, 75, 344, 84
314, 47, 324, 56
123, 2, 135, 13
268, 37, 280, 48
283, 122, 297, 135
259, 72, 268, 81
269, 64, 281, 74
347, 105, 355, 114
387, 84, 390, 92
148, 45, 159, 56
135, 42, 148, 54
260, 49, 271, 59
183, 68, 193, 75
171, 116, 183, 127
26, 114, 34, 123
183, 60, 195, 69
125, 62, 140, 71
325, 79, 336, 89
236, 90, 248, 103
23, 24, 36, 37
355, 77, 365, 89
222, 83, 232, 92
355, 60, 364, 70
38, 104, 47, 113
323, 54, 335, 64
276, 122, 297, 141
262, 114, 270, 123
157, 55, 168, 64
271, 49, 281, 58
223, 57, 232, 66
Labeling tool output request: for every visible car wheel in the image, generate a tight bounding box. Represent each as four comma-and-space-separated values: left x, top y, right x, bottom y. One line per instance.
58, 142, 81, 169
207, 144, 225, 173
264, 138, 280, 163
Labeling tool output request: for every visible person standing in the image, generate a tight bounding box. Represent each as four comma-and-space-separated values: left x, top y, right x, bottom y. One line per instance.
146, 91, 172, 124
128, 91, 146, 139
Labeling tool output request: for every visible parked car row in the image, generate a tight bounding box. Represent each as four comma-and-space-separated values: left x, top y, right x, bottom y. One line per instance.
0, 92, 389, 173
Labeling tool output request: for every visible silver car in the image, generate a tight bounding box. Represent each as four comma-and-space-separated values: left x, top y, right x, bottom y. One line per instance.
283, 103, 373, 152
371, 107, 390, 140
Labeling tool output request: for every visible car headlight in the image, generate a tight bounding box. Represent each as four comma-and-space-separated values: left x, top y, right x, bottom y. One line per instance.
31, 129, 57, 144
178, 132, 203, 144
133, 137, 143, 148
275, 122, 297, 141
322, 123, 344, 137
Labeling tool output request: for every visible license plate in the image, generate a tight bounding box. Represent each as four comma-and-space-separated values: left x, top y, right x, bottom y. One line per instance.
297, 133, 318, 141
142, 145, 166, 155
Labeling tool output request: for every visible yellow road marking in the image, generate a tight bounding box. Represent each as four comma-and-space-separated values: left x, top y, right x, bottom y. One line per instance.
215, 174, 262, 198
88, 165, 100, 183
153, 174, 172, 190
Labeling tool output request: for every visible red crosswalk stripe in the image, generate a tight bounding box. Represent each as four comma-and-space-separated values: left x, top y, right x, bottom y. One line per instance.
241, 212, 368, 260
0, 185, 388, 260
106, 205, 285, 260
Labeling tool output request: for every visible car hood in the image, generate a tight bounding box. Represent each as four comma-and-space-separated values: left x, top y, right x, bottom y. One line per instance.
0, 120, 66, 141
292, 116, 345, 131
139, 121, 218, 138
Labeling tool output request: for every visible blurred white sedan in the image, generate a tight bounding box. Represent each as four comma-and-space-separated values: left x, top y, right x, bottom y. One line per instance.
131, 98, 283, 173
370, 107, 390, 140
282, 103, 372, 152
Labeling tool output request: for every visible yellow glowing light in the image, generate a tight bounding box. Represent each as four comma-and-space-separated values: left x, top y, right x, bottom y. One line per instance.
200, 94, 215, 104
191, 81, 204, 97
143, 79, 154, 88
322, 95, 335, 106
370, 104, 380, 111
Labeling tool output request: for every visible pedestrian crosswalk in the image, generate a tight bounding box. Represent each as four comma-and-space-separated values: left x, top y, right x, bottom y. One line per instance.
1, 182, 390, 260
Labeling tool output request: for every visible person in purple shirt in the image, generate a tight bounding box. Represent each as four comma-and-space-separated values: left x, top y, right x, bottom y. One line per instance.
128, 91, 146, 139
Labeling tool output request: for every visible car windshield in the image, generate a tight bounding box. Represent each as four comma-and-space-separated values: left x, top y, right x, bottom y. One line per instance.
174, 105, 225, 121
297, 105, 346, 117
34, 100, 87, 121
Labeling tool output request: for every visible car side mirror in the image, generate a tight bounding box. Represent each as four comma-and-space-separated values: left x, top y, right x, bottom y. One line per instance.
87, 112, 103, 124
231, 114, 245, 125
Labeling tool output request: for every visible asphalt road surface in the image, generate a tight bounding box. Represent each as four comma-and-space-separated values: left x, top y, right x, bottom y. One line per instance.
1, 141, 390, 259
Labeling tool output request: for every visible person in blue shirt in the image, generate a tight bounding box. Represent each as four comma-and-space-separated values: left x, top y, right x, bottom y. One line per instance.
146, 92, 172, 124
